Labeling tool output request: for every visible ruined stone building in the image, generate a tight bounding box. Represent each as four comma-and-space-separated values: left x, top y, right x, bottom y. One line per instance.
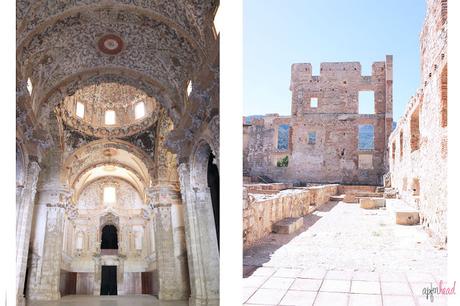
16, 1, 219, 305
243, 56, 394, 186
243, 0, 448, 248
388, 0, 447, 246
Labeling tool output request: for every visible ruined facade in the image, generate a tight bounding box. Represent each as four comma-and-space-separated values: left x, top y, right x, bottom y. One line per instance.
16, 1, 219, 305
388, 0, 448, 246
244, 57, 393, 185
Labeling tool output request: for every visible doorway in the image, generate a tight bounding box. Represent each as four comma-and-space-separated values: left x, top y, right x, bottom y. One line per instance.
207, 152, 220, 248
100, 265, 117, 295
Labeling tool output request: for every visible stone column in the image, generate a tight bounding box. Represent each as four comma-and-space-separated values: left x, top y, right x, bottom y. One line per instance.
178, 163, 219, 306
147, 183, 190, 300
16, 161, 40, 306
27, 188, 70, 300
92, 255, 101, 296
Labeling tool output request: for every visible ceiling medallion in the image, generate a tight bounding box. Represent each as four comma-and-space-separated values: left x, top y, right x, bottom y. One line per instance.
98, 34, 124, 55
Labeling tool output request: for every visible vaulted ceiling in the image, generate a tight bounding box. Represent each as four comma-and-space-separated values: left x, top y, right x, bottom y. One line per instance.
17, 0, 219, 122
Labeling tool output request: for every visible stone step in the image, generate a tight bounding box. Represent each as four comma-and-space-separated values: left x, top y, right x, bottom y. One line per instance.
329, 194, 345, 201
359, 197, 386, 209
272, 217, 304, 234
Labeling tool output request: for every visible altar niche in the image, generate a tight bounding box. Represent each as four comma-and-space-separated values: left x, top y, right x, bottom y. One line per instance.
101, 224, 118, 250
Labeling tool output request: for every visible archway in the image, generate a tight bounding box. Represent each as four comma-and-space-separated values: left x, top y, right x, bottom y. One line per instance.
207, 152, 220, 247
101, 225, 118, 250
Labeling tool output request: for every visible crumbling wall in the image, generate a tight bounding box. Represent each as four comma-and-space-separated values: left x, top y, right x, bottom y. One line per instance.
245, 57, 393, 185
388, 0, 447, 246
243, 184, 338, 249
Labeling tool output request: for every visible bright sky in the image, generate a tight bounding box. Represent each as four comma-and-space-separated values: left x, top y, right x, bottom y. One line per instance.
243, 0, 426, 121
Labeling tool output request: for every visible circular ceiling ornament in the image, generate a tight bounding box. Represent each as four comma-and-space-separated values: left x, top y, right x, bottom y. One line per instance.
98, 34, 124, 55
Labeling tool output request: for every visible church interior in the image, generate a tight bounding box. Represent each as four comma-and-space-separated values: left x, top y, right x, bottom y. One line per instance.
16, 1, 220, 305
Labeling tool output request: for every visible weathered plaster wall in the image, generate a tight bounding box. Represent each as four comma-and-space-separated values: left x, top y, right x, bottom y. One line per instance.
243, 184, 338, 249
388, 0, 447, 246
244, 57, 393, 185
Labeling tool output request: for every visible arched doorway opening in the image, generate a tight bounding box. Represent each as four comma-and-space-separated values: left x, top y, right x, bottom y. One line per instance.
207, 152, 220, 248
101, 225, 118, 250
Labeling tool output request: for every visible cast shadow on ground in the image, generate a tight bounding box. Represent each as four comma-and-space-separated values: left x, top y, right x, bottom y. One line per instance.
243, 200, 339, 277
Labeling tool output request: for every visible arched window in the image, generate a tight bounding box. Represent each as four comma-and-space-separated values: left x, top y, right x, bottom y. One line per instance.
134, 102, 145, 119
105, 110, 116, 125
103, 186, 116, 205
76, 102, 85, 118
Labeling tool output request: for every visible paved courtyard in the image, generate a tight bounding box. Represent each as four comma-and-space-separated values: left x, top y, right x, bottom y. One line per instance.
243, 200, 449, 305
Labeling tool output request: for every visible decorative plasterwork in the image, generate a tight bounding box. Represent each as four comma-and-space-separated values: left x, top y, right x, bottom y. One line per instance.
18, 8, 202, 115
57, 82, 160, 138
98, 34, 124, 55
17, 0, 218, 53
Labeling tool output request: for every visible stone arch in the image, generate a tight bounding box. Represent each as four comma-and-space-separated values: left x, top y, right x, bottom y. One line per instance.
63, 139, 154, 184
36, 70, 182, 125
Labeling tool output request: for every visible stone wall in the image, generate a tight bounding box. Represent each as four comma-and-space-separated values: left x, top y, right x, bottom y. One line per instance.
388, 0, 447, 246
243, 184, 338, 249
244, 57, 393, 185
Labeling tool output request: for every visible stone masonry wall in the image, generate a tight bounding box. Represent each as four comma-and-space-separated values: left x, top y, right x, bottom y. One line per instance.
244, 57, 393, 185
243, 184, 338, 249
388, 0, 447, 246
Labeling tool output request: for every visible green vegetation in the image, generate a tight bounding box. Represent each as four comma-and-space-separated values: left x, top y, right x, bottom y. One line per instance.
277, 155, 289, 167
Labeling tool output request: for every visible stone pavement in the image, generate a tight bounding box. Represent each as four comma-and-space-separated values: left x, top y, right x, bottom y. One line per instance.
243, 201, 449, 305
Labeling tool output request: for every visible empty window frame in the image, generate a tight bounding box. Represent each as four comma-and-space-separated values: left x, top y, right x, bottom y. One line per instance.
76, 102, 85, 118
358, 91, 375, 114
105, 110, 116, 125
410, 106, 420, 152
103, 186, 116, 204
134, 102, 145, 119
358, 124, 374, 150
310, 97, 318, 108
308, 131, 316, 144
277, 124, 290, 150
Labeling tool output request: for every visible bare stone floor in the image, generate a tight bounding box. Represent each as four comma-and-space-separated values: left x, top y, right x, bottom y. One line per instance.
243, 200, 448, 306
27, 295, 188, 306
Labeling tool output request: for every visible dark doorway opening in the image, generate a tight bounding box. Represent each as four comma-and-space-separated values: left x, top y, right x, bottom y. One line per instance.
207, 152, 220, 249
101, 225, 118, 249
100, 265, 117, 295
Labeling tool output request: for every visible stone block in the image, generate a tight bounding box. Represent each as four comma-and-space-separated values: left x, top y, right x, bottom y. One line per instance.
359, 197, 385, 209
396, 211, 420, 225
272, 217, 303, 234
